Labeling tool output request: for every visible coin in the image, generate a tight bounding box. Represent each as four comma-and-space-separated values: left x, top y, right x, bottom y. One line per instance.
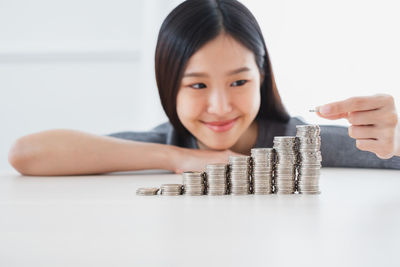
251, 148, 275, 194
138, 124, 323, 197
136, 187, 159, 196
205, 163, 228, 195
160, 184, 183, 196
273, 137, 298, 194
296, 124, 322, 194
182, 171, 204, 196
228, 156, 251, 195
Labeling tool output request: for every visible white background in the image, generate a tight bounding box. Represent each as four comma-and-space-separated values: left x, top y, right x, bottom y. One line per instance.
1, 0, 400, 171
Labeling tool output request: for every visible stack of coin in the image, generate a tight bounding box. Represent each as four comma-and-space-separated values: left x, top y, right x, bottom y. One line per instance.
205, 163, 228, 195
160, 184, 183, 196
251, 148, 275, 194
136, 187, 159, 196
296, 125, 322, 194
182, 171, 205, 196
228, 156, 251, 195
273, 136, 298, 194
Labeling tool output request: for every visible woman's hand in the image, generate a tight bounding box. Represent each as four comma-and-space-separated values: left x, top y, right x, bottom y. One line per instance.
316, 94, 400, 159
171, 147, 244, 174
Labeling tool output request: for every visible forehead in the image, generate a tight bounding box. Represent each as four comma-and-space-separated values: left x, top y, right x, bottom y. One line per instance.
184, 33, 257, 73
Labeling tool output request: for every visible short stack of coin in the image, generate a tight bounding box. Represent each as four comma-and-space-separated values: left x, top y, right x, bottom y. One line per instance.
273, 136, 298, 194
296, 125, 322, 194
205, 163, 228, 195
136, 187, 159, 196
182, 171, 205, 196
251, 148, 275, 194
228, 156, 251, 195
160, 184, 183, 196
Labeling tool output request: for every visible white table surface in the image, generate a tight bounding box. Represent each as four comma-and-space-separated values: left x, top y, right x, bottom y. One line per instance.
1, 168, 399, 267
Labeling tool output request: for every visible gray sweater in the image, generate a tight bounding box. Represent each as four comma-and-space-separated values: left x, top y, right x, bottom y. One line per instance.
107, 117, 400, 169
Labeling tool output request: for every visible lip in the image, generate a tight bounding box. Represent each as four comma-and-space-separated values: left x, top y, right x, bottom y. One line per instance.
201, 117, 239, 132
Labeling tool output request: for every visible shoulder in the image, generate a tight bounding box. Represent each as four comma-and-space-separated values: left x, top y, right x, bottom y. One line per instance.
151, 121, 174, 133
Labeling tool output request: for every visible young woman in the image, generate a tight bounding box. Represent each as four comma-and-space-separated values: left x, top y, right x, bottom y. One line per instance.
8, 0, 400, 176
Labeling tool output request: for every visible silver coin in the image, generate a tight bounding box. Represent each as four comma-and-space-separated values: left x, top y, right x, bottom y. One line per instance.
182, 172, 204, 176
184, 184, 205, 189
298, 192, 321, 195
274, 136, 297, 141
229, 165, 250, 170
253, 168, 273, 172
160, 184, 183, 190
161, 191, 182, 196
229, 155, 251, 162
275, 191, 295, 195
206, 163, 227, 168
254, 192, 273, 195
206, 174, 226, 178
205, 164, 228, 195
295, 125, 322, 195
182, 171, 205, 195
136, 187, 160, 196
251, 147, 275, 153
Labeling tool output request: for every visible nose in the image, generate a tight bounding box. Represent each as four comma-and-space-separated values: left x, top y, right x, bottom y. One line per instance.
206, 88, 233, 116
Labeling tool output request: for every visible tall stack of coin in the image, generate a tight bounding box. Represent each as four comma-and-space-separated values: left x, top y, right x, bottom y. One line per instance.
182, 171, 205, 196
273, 136, 298, 194
228, 156, 251, 195
296, 125, 322, 194
160, 184, 183, 196
251, 148, 275, 194
205, 163, 228, 195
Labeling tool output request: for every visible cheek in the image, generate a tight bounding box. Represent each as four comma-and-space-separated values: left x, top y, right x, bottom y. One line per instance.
234, 87, 261, 116
176, 90, 205, 124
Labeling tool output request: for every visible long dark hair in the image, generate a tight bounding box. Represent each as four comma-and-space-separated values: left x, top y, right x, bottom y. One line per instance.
155, 0, 290, 135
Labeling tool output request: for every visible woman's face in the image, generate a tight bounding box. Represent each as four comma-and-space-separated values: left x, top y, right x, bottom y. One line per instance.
177, 33, 262, 150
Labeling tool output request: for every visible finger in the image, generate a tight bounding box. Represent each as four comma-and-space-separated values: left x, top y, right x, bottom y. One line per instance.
348, 125, 378, 139
317, 94, 388, 117
356, 139, 394, 159
316, 111, 349, 120
356, 139, 380, 152
347, 109, 384, 125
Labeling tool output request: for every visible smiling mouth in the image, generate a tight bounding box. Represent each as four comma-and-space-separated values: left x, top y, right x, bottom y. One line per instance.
201, 117, 239, 132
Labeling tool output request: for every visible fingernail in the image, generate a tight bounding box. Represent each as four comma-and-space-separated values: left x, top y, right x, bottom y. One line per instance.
318, 105, 331, 115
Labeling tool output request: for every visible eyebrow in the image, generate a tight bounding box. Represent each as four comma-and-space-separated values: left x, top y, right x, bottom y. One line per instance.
183, 67, 251, 78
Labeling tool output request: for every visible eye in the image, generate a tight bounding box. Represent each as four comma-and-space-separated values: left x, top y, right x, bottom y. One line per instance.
189, 83, 207, 89
231, 80, 248, 87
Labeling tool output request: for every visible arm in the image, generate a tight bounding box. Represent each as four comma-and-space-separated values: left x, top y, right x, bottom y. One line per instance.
8, 129, 243, 176
8, 129, 181, 176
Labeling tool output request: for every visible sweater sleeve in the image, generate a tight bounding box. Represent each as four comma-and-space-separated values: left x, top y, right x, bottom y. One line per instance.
320, 124, 400, 169
104, 122, 171, 144
104, 121, 198, 148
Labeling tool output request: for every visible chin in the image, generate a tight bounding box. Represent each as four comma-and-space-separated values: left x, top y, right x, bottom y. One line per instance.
200, 135, 238, 150
207, 142, 231, 150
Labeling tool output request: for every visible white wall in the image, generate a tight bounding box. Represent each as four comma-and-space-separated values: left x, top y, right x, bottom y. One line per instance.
242, 0, 400, 123
1, 0, 399, 171
0, 0, 180, 171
